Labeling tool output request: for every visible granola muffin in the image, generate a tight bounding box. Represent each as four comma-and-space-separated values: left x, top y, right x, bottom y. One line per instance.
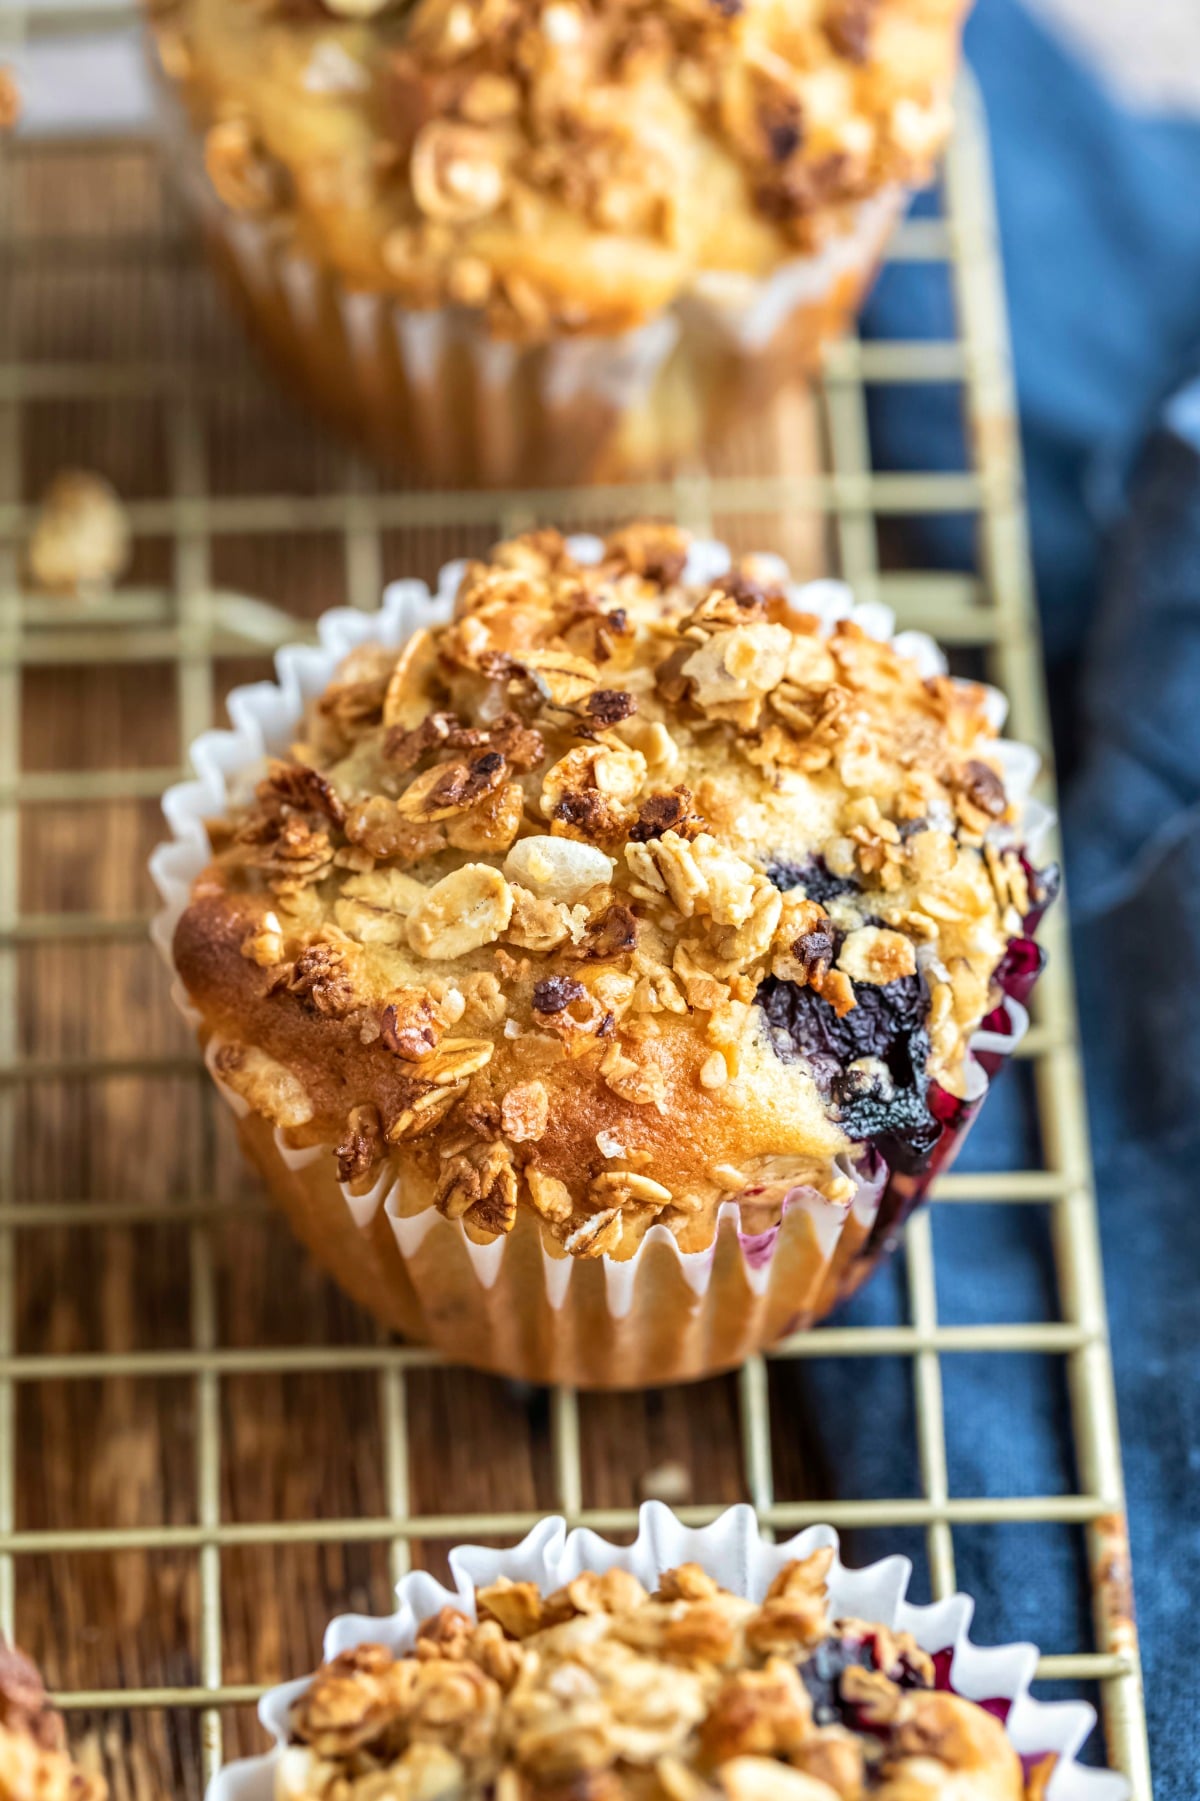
273, 1553, 1038, 1801
160, 524, 1052, 1385
0, 1643, 106, 1801
145, 0, 966, 483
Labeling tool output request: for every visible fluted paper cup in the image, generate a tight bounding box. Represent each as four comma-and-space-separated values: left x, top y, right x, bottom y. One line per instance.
206, 1502, 1126, 1801
150, 538, 1051, 1388
152, 69, 903, 487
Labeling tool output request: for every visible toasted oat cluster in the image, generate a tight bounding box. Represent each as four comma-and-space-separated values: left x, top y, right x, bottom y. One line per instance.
150, 0, 966, 334
0, 1643, 106, 1801
173, 525, 1050, 1259
277, 1553, 1029, 1801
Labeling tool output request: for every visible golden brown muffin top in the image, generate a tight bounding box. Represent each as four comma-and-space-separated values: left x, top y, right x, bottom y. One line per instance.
276, 1552, 1026, 1801
150, 0, 966, 334
172, 524, 1038, 1260
0, 1644, 106, 1801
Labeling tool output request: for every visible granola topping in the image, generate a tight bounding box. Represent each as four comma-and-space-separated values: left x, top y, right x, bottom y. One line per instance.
278, 1558, 1023, 1801
153, 0, 966, 336
176, 525, 1046, 1260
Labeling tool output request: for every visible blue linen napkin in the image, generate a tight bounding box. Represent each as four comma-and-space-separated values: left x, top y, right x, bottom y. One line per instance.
801, 6, 1200, 1795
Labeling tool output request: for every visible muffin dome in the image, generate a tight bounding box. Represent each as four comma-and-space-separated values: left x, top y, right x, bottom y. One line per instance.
173, 524, 1049, 1265
151, 0, 966, 334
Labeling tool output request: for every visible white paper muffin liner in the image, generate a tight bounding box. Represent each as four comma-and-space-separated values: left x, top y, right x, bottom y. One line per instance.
205, 1503, 1126, 1801
153, 71, 904, 485
150, 539, 1052, 1386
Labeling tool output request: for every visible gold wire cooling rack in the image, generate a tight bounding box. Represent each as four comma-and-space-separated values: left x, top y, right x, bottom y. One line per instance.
0, 29, 1152, 1801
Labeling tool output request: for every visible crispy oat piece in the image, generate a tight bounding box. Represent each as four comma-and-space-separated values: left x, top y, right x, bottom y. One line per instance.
407, 866, 513, 960
476, 1579, 544, 1640
835, 926, 916, 987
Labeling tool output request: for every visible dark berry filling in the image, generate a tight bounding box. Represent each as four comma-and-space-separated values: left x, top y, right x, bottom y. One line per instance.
766, 856, 860, 907
760, 850, 1057, 1175
758, 971, 941, 1175
799, 1632, 933, 1729
979, 935, 1046, 1040
801, 1638, 1048, 1776
799, 1635, 877, 1726
762, 857, 939, 1173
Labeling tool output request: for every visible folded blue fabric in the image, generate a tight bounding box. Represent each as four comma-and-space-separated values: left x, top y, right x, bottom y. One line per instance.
804, 6, 1200, 1796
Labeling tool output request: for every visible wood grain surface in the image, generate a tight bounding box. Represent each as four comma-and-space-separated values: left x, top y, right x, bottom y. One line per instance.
2, 137, 841, 1801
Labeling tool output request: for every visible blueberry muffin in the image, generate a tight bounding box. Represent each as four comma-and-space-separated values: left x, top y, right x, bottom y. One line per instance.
275, 1552, 1040, 1801
0, 1644, 106, 1801
146, 0, 967, 482
165, 524, 1052, 1384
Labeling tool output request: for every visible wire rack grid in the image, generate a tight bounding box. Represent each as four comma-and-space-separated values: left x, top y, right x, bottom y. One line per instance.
0, 25, 1151, 1801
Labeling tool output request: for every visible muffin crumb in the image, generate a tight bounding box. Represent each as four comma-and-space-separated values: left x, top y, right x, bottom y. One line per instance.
26, 470, 131, 596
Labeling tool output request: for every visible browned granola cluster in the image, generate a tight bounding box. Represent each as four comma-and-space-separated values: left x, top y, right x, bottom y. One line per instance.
276, 1554, 1026, 1801
149, 0, 966, 335
0, 1643, 106, 1801
173, 524, 1036, 1260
